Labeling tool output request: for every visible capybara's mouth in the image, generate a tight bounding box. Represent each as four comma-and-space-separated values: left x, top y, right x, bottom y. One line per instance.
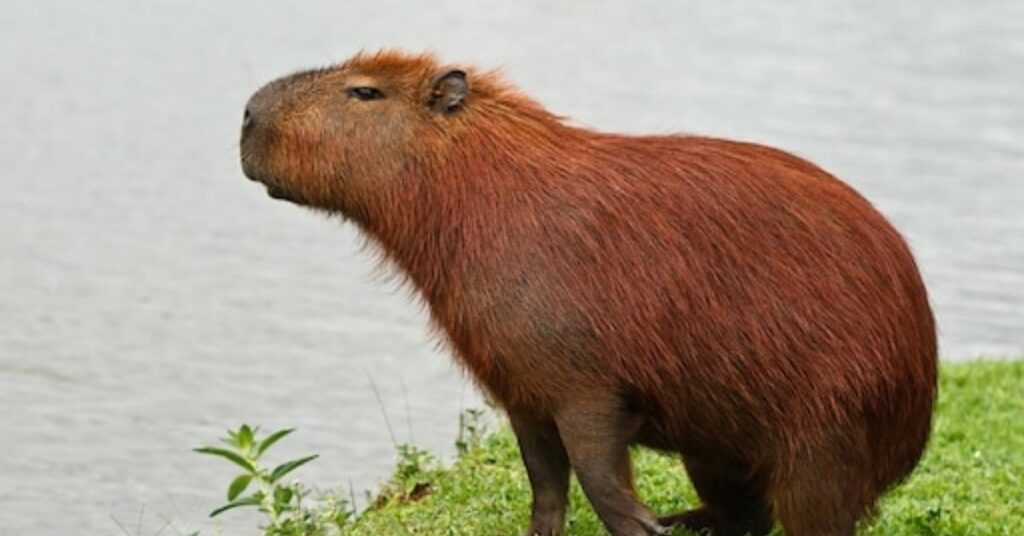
265, 183, 294, 201
240, 155, 264, 183
240, 157, 300, 203
259, 180, 304, 204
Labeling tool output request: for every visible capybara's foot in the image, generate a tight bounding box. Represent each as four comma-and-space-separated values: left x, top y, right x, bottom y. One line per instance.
659, 507, 772, 536
659, 508, 715, 534
521, 510, 565, 536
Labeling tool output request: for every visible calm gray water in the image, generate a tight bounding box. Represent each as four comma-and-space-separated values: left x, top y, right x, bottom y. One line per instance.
2, 1, 1022, 534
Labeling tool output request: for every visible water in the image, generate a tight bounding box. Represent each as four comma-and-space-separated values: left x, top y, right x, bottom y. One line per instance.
2, 1, 1022, 534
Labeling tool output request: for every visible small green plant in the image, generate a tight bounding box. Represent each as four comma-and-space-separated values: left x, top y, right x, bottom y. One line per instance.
194, 425, 352, 535
371, 444, 441, 508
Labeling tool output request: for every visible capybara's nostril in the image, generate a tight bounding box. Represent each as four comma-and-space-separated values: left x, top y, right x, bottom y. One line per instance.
242, 107, 253, 130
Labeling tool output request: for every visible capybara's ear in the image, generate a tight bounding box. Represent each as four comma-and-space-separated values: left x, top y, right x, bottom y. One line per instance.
428, 69, 468, 113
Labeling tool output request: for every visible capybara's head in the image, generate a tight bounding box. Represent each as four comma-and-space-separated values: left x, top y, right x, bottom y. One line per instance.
239, 51, 473, 214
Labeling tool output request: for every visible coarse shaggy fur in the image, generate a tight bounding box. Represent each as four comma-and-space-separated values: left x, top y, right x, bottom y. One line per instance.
239, 50, 938, 536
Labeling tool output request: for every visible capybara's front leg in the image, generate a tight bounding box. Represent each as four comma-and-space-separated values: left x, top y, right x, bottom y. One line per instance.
509, 409, 570, 536
554, 400, 668, 536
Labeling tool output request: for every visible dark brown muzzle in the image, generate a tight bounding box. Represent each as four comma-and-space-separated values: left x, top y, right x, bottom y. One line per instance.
239, 82, 281, 186
238, 70, 332, 204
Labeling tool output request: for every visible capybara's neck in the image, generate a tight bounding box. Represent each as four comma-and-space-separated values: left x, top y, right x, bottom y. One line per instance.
357, 98, 582, 305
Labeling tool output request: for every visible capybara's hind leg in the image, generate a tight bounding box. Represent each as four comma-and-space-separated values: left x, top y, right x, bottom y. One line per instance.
771, 442, 869, 536
509, 409, 571, 536
659, 458, 772, 536
554, 400, 668, 536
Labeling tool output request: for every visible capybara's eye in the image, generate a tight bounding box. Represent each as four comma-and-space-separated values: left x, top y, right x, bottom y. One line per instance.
346, 86, 386, 101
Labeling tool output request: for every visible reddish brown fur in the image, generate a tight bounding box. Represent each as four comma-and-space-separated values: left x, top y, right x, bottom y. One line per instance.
240, 50, 937, 536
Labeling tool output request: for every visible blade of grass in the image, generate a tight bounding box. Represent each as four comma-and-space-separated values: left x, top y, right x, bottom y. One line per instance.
364, 369, 398, 449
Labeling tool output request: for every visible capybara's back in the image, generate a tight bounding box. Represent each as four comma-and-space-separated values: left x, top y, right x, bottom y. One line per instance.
240, 50, 938, 536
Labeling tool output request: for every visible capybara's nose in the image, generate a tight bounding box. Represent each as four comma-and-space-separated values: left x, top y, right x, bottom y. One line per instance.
242, 90, 269, 130
239, 100, 265, 182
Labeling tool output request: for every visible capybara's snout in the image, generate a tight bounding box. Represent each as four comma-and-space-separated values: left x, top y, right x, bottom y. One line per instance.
238, 105, 260, 184
238, 89, 270, 185
238, 76, 302, 200
240, 76, 287, 138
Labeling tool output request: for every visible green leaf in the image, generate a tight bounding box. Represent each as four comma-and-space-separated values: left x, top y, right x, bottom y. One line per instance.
193, 446, 256, 473
273, 485, 294, 508
227, 474, 252, 501
209, 495, 260, 517
238, 424, 254, 453
255, 428, 295, 458
269, 454, 319, 483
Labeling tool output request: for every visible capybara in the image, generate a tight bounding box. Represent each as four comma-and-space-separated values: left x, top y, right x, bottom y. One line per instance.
239, 50, 937, 536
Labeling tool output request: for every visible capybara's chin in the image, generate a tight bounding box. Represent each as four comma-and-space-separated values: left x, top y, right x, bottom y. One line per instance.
245, 172, 300, 203
239, 157, 304, 204
240, 50, 937, 536
264, 183, 303, 203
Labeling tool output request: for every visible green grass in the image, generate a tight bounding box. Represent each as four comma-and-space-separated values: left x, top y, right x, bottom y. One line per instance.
344, 361, 1024, 535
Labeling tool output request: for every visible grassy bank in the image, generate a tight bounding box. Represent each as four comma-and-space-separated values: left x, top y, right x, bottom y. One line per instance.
343, 361, 1023, 535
